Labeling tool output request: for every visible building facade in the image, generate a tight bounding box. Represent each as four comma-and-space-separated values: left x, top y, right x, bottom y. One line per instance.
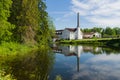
55, 13, 101, 41
56, 13, 83, 40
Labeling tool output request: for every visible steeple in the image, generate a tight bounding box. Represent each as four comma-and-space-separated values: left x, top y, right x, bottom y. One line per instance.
77, 13, 80, 28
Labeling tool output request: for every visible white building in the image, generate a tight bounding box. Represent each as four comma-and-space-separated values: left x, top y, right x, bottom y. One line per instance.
55, 13, 101, 41
83, 32, 101, 38
56, 13, 83, 40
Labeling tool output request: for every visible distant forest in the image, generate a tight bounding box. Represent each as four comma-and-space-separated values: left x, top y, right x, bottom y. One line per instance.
82, 27, 120, 38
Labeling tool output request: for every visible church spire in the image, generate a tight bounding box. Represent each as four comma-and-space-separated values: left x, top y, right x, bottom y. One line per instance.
77, 13, 80, 27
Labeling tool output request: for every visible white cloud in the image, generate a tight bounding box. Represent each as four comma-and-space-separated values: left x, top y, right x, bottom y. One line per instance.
71, 54, 120, 80
49, 11, 68, 15
88, 54, 120, 62
71, 0, 120, 25
71, 0, 90, 10
87, 16, 120, 25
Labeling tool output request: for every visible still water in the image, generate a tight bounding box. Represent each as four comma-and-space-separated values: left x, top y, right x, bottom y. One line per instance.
0, 45, 120, 80
49, 44, 120, 80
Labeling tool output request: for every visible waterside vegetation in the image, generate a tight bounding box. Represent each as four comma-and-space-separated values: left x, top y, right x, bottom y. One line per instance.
0, 0, 55, 54
0, 0, 55, 79
82, 27, 120, 38
60, 38, 120, 48
0, 45, 54, 80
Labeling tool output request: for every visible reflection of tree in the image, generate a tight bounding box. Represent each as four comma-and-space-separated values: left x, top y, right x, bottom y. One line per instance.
102, 47, 120, 55
83, 46, 102, 54
1, 47, 54, 80
82, 45, 120, 55
53, 44, 120, 56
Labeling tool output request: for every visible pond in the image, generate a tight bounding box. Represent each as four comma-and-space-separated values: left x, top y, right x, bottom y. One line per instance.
0, 44, 120, 80
49, 44, 120, 80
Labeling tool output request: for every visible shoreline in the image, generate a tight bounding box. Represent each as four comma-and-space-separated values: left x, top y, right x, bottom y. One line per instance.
59, 38, 120, 48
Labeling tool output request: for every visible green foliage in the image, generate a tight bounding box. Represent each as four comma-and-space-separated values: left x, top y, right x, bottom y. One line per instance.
9, 0, 40, 43
38, 17, 55, 45
0, 0, 12, 20
7, 0, 55, 45
36, 1, 55, 45
60, 38, 120, 48
55, 75, 62, 80
0, 70, 16, 80
82, 27, 102, 33
113, 27, 120, 35
82, 27, 120, 38
104, 27, 114, 35
91, 27, 102, 33
0, 0, 15, 42
0, 0, 55, 79
0, 44, 54, 80
0, 0, 55, 45
0, 42, 38, 55
0, 21, 15, 42
102, 27, 120, 38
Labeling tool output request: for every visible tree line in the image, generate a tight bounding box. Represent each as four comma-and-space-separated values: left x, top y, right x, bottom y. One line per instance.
82, 27, 120, 38
0, 0, 55, 45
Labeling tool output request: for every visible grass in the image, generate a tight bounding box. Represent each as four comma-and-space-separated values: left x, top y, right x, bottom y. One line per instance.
0, 42, 38, 56
55, 75, 62, 80
0, 42, 52, 80
0, 42, 39, 78
0, 70, 16, 80
59, 38, 120, 47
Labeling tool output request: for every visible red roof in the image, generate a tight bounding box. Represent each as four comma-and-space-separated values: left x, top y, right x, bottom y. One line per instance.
65, 28, 77, 32
83, 32, 95, 35
56, 30, 64, 32
65, 52, 77, 56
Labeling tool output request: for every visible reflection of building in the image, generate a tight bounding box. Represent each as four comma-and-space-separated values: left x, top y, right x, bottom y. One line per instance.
83, 46, 102, 53
59, 45, 83, 57
52, 44, 83, 72
52, 44, 102, 72
52, 45, 102, 56
76, 46, 83, 72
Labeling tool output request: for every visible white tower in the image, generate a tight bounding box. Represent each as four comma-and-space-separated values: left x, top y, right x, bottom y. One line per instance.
76, 13, 83, 39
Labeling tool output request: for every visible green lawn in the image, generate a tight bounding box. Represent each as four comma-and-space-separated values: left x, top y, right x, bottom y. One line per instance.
59, 38, 120, 47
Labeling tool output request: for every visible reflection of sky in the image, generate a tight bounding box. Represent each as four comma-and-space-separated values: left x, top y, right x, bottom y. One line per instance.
50, 46, 120, 80
71, 53, 120, 80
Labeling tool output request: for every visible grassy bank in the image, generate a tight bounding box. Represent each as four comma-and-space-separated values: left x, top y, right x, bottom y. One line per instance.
59, 38, 120, 47
0, 42, 38, 80
0, 42, 38, 56
0, 42, 54, 80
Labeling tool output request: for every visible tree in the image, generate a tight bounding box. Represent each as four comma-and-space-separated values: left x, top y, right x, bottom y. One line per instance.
104, 27, 115, 35
0, 0, 14, 42
9, 0, 40, 44
82, 28, 91, 33
102, 27, 117, 38
91, 27, 102, 33
113, 27, 120, 35
8, 0, 55, 45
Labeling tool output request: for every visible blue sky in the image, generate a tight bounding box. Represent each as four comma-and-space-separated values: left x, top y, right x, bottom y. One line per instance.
46, 0, 120, 30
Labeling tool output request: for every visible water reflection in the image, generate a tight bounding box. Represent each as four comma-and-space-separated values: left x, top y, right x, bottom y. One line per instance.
53, 45, 83, 72
53, 44, 120, 55
51, 44, 120, 80
52, 44, 103, 72
0, 47, 54, 80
